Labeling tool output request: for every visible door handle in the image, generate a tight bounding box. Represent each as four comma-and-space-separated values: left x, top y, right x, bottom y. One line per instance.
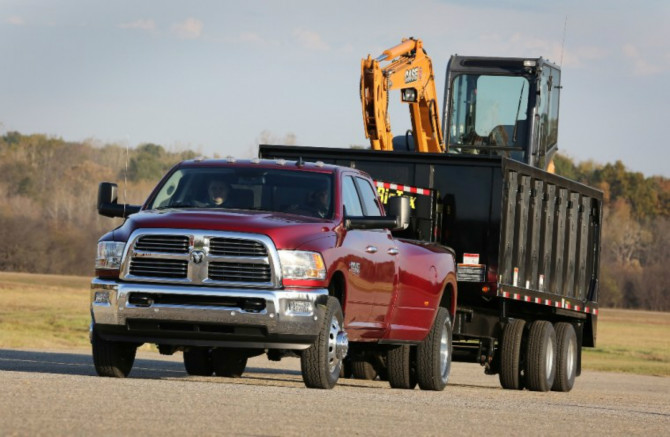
365, 246, 378, 254
387, 248, 399, 256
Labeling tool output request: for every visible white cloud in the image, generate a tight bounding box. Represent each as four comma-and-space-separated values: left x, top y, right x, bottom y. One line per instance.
292, 28, 329, 51
622, 43, 663, 76
119, 19, 156, 31
7, 16, 25, 26
172, 18, 204, 40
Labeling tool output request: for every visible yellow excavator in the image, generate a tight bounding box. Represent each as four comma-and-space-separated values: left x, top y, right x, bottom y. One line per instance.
361, 37, 562, 172
360, 37, 444, 153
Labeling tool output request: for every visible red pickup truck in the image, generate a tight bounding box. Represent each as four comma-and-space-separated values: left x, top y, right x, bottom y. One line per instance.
92, 158, 457, 389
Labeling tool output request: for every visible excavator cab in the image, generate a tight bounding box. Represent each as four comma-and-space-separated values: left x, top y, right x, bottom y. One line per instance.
443, 56, 561, 170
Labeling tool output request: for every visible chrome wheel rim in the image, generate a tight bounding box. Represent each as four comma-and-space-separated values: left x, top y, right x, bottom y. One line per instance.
439, 321, 450, 382
545, 337, 554, 378
327, 315, 342, 374
566, 336, 576, 378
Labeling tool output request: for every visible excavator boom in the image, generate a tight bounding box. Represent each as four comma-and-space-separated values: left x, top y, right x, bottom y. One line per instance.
360, 38, 444, 153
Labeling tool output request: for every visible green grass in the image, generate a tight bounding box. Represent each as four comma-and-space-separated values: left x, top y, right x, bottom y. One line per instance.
1, 272, 668, 376
582, 309, 670, 376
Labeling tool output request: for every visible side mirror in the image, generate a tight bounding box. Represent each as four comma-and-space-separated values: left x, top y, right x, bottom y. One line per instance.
97, 182, 141, 218
387, 196, 410, 230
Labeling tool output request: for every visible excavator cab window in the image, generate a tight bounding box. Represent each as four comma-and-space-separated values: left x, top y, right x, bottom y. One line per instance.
448, 74, 529, 161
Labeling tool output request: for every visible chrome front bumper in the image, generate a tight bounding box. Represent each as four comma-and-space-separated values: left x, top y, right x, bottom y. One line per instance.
90, 278, 327, 350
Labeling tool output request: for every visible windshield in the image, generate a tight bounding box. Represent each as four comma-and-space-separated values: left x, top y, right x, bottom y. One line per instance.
148, 166, 334, 219
448, 74, 529, 160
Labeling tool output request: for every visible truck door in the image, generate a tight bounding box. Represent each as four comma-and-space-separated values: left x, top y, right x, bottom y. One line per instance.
340, 175, 398, 335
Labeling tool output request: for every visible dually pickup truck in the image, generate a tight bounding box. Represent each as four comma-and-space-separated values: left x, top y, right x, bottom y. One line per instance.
92, 158, 457, 389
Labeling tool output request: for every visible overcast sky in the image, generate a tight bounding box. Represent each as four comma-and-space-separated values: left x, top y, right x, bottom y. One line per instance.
1, 0, 669, 177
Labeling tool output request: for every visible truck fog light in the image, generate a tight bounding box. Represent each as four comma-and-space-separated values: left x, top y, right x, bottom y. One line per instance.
94, 291, 110, 305
286, 300, 313, 315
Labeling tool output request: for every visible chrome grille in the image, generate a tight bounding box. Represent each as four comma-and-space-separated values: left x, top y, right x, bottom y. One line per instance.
122, 230, 279, 288
209, 262, 271, 282
210, 238, 267, 257
129, 259, 188, 278
135, 235, 189, 253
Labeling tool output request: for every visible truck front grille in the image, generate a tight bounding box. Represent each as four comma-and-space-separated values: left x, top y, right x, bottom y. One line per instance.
134, 235, 189, 253
121, 230, 279, 288
210, 238, 267, 257
129, 259, 188, 279
209, 262, 271, 282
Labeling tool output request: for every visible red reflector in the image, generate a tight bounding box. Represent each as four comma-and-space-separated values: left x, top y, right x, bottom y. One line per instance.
482, 286, 490, 293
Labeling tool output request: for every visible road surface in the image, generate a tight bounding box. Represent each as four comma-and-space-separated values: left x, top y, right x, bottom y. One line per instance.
0, 348, 668, 435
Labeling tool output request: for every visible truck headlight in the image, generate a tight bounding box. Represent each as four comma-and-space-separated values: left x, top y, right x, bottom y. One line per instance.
95, 241, 126, 270
278, 250, 326, 280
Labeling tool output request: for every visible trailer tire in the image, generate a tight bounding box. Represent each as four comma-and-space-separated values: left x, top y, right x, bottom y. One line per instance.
416, 307, 452, 391
552, 322, 577, 392
352, 359, 378, 380
301, 297, 345, 389
525, 320, 557, 392
183, 347, 213, 376
91, 328, 137, 378
387, 345, 417, 389
498, 318, 526, 390
211, 348, 247, 378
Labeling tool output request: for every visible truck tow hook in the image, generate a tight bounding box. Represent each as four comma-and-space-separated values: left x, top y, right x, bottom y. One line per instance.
336, 331, 349, 359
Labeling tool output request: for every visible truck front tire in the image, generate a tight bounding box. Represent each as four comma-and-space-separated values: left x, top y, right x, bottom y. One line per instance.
525, 320, 557, 392
552, 322, 577, 392
301, 296, 345, 389
499, 318, 526, 390
416, 307, 452, 391
91, 328, 137, 378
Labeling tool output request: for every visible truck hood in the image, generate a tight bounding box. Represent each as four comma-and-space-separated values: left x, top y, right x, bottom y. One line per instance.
108, 209, 335, 249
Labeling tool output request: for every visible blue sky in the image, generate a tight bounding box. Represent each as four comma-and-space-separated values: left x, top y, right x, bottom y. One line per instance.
1, 0, 669, 176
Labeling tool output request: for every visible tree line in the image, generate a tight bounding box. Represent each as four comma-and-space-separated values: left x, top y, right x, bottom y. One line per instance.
0, 131, 668, 311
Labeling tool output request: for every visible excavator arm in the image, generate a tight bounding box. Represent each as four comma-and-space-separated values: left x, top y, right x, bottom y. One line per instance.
360, 38, 444, 152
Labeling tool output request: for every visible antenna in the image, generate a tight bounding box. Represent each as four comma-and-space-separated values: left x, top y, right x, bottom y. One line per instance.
124, 135, 130, 217
560, 16, 568, 67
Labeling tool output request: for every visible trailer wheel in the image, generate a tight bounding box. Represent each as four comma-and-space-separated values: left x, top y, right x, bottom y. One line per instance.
183, 347, 213, 376
91, 328, 137, 378
552, 322, 577, 392
352, 359, 378, 380
525, 320, 557, 392
416, 307, 452, 391
301, 297, 346, 389
498, 318, 526, 390
387, 345, 417, 389
211, 348, 248, 378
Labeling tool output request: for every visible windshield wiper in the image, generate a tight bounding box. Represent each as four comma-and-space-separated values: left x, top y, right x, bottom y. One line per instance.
512, 81, 525, 144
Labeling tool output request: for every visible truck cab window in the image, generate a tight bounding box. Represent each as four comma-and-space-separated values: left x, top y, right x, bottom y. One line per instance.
342, 176, 364, 216
355, 177, 382, 217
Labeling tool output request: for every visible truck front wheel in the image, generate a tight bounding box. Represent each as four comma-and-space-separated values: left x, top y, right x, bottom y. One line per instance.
301, 297, 346, 389
499, 318, 526, 390
552, 322, 577, 392
416, 307, 452, 391
525, 320, 557, 392
91, 328, 137, 378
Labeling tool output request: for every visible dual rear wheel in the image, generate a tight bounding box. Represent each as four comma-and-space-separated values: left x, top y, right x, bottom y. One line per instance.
386, 307, 452, 391
498, 319, 577, 392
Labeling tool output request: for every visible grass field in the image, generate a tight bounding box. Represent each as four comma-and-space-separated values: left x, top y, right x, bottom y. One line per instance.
1, 271, 668, 376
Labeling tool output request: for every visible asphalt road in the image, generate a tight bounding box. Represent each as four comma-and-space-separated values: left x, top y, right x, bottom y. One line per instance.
0, 348, 668, 436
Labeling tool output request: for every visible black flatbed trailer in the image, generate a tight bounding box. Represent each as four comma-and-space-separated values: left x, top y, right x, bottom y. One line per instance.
259, 144, 602, 391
